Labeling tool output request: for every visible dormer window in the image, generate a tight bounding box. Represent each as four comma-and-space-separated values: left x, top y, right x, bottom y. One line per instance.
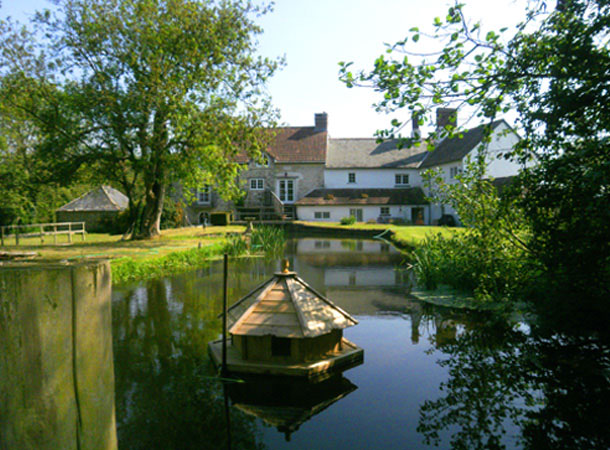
395, 174, 409, 186
252, 154, 269, 168
348, 172, 356, 184
196, 186, 211, 204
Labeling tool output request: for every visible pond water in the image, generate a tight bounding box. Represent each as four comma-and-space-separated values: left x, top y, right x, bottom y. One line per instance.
112, 237, 610, 449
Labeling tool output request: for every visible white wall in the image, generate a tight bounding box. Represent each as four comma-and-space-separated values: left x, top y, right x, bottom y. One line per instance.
297, 204, 429, 224
324, 168, 422, 188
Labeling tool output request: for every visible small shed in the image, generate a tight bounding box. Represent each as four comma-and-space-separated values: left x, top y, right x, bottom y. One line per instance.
56, 186, 128, 232
208, 262, 363, 378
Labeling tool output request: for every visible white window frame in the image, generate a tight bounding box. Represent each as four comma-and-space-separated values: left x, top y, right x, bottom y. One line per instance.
380, 206, 390, 216
252, 154, 269, 168
348, 172, 356, 184
249, 178, 265, 190
395, 174, 409, 186
196, 186, 211, 204
449, 166, 462, 179
277, 179, 296, 203
314, 211, 330, 219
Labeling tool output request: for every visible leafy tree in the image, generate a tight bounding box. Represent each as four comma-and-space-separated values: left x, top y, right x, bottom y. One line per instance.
340, 0, 610, 302
0, 0, 280, 238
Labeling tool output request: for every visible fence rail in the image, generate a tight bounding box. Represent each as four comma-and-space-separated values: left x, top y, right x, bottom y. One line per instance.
0, 222, 86, 246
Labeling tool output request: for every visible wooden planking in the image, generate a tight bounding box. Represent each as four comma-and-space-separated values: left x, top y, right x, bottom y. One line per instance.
236, 323, 304, 337
255, 301, 295, 313
243, 312, 300, 327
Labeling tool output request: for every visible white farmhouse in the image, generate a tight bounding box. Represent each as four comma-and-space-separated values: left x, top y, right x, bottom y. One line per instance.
296, 108, 523, 225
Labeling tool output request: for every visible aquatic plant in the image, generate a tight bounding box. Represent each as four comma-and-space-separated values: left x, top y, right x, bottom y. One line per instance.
250, 226, 285, 258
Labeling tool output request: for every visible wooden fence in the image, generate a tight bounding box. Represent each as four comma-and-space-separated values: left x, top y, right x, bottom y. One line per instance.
0, 222, 86, 246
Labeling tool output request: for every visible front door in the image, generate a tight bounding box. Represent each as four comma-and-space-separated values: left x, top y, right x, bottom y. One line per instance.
278, 179, 295, 203
349, 208, 363, 222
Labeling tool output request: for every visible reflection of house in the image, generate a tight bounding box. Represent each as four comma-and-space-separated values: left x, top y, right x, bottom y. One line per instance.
56, 185, 128, 232
208, 263, 363, 379
229, 374, 357, 441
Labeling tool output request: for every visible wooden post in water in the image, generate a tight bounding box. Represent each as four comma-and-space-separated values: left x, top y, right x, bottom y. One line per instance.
54, 225, 57, 244
68, 223, 72, 244
222, 253, 229, 377
40, 225, 44, 244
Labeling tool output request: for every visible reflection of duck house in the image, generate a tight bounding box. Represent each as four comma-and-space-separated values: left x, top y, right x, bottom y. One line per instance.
208, 265, 363, 379
229, 374, 357, 441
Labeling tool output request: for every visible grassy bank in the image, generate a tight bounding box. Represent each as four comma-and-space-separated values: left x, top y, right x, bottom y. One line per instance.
111, 241, 228, 284
0, 226, 244, 260
294, 221, 461, 248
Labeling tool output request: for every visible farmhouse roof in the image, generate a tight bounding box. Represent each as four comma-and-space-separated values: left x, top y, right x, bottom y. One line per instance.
235, 126, 328, 164
226, 269, 357, 338
295, 188, 427, 206
419, 119, 506, 168
56, 186, 129, 212
326, 138, 427, 169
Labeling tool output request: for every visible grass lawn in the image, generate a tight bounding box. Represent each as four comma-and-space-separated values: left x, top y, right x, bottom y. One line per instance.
0, 225, 244, 260
295, 221, 461, 247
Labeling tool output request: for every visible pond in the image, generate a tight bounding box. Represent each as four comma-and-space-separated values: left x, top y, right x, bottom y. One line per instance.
112, 237, 610, 449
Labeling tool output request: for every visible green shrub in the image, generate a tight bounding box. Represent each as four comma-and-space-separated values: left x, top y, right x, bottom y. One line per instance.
251, 225, 285, 258
340, 216, 356, 225
210, 211, 231, 226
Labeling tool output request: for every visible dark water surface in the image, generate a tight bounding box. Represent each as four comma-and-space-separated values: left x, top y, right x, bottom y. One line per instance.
112, 238, 610, 449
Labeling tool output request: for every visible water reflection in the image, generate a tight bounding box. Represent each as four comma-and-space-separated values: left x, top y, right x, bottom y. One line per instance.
112, 238, 610, 449
228, 374, 357, 442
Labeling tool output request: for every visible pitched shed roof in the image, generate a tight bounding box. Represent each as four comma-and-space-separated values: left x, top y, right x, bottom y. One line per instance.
56, 186, 129, 212
227, 271, 357, 338
295, 188, 427, 206
326, 138, 427, 169
420, 119, 506, 168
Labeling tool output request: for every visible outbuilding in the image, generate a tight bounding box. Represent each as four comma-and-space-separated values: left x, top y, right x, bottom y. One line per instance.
56, 186, 128, 232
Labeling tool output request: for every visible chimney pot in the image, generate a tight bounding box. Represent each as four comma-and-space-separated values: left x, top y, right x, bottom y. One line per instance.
412, 111, 421, 139
436, 108, 458, 132
314, 112, 328, 132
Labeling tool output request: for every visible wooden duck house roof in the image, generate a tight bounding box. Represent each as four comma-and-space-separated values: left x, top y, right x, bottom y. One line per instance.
226, 268, 358, 338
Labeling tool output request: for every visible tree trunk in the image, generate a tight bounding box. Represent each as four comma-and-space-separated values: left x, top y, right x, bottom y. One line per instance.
136, 179, 165, 239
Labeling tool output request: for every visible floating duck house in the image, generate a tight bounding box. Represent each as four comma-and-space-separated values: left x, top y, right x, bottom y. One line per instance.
208, 262, 363, 379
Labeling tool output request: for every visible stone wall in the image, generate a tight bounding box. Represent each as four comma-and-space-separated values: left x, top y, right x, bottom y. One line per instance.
56, 210, 119, 233
0, 259, 117, 450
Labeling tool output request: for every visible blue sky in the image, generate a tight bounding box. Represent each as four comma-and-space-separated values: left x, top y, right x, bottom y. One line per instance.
1, 0, 526, 137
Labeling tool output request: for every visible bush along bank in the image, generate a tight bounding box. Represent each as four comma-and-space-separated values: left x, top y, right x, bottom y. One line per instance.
111, 241, 227, 284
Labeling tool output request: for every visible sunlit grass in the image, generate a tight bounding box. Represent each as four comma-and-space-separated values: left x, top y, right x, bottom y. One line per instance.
0, 225, 244, 260
295, 221, 462, 247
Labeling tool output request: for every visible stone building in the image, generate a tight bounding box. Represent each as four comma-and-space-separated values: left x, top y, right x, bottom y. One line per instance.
56, 186, 128, 232
183, 113, 328, 224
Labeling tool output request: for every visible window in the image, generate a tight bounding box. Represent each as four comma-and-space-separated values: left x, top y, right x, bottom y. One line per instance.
249, 178, 264, 190
380, 207, 390, 216
196, 186, 211, 204
449, 167, 462, 179
278, 179, 295, 202
395, 174, 409, 186
348, 172, 356, 184
349, 208, 363, 222
271, 336, 291, 357
314, 211, 330, 219
252, 154, 268, 168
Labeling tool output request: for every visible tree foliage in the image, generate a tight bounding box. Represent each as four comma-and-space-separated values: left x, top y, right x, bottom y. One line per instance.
340, 0, 610, 302
0, 0, 280, 238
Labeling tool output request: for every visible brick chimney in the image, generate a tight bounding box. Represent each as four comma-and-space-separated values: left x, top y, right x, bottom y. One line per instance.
314, 112, 328, 132
436, 108, 457, 132
412, 111, 421, 139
